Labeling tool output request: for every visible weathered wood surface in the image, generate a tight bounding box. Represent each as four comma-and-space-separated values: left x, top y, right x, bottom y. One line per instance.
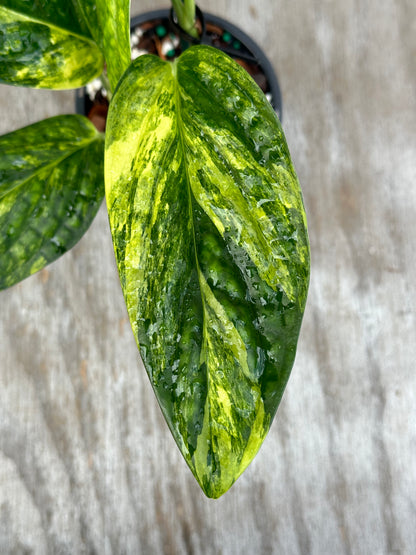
1, 0, 415, 553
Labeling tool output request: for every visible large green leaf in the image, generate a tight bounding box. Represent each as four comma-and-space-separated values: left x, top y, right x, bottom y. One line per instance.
0, 115, 104, 290
73, 0, 131, 91
105, 46, 310, 498
0, 0, 104, 88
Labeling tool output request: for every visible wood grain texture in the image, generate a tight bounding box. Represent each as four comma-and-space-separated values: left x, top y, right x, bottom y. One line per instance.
1, 0, 415, 553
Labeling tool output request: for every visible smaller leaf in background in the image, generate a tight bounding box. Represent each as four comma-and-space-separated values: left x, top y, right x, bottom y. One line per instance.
0, 1, 104, 89
73, 0, 131, 91
0, 115, 104, 290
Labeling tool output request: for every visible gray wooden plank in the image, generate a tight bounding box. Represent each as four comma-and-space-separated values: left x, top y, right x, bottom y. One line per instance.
1, 0, 415, 553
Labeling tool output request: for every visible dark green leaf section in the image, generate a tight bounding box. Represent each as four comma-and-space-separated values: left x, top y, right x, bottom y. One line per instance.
105, 47, 310, 498
0, 0, 92, 36
73, 0, 131, 91
0, 2, 103, 88
0, 115, 104, 290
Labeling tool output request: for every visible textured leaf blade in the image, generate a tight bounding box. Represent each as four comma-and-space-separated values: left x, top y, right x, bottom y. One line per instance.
0, 1, 104, 89
105, 46, 310, 498
73, 0, 131, 91
0, 115, 104, 289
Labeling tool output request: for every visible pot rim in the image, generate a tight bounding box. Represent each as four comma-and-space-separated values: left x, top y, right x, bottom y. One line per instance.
76, 9, 283, 119
130, 9, 282, 117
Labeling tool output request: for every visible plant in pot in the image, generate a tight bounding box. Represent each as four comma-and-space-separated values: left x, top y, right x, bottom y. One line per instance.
0, 0, 310, 498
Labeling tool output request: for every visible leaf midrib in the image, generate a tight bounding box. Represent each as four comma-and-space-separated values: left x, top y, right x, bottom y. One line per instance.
0, 133, 102, 200
0, 5, 98, 46
173, 61, 273, 483
172, 60, 212, 422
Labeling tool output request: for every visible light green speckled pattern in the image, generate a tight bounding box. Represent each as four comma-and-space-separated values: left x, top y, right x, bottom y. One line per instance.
0, 115, 104, 289
105, 47, 310, 498
0, 2, 103, 89
73, 0, 131, 91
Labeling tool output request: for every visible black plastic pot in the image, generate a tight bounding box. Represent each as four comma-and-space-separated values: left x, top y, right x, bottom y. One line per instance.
76, 9, 282, 123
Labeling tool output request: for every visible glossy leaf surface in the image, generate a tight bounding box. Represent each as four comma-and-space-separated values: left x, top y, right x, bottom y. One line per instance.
73, 0, 130, 91
0, 0, 103, 88
0, 115, 104, 289
105, 46, 310, 498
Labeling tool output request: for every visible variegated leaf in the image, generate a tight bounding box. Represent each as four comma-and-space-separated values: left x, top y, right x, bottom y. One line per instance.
0, 0, 103, 89
73, 0, 130, 91
0, 115, 104, 290
105, 46, 310, 498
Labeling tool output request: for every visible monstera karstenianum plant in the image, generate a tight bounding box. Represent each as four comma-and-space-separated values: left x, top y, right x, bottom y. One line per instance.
0, 0, 310, 498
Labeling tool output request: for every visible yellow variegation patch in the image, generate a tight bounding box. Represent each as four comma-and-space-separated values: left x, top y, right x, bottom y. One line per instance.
0, 3, 103, 89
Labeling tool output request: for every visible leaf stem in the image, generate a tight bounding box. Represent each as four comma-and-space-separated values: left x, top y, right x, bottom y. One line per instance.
99, 71, 112, 101
171, 0, 198, 38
